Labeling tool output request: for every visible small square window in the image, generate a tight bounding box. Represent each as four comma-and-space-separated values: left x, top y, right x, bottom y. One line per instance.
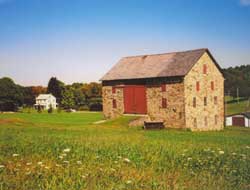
211, 81, 214, 91
179, 112, 182, 119
112, 87, 116, 94
194, 118, 197, 128
204, 116, 208, 126
204, 97, 207, 106
112, 99, 117, 108
214, 96, 218, 105
203, 64, 207, 74
161, 84, 166, 92
193, 97, 196, 108
162, 98, 167, 108
215, 115, 218, 125
196, 81, 200, 91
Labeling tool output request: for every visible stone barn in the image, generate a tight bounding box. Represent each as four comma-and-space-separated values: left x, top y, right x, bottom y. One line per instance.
101, 48, 225, 131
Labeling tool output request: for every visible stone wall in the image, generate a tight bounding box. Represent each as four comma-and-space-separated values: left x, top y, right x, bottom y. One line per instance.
184, 52, 224, 131
102, 83, 185, 128
102, 86, 124, 119
146, 83, 185, 128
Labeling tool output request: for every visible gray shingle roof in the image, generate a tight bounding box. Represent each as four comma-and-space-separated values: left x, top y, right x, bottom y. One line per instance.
36, 94, 55, 100
227, 112, 250, 119
101, 48, 216, 81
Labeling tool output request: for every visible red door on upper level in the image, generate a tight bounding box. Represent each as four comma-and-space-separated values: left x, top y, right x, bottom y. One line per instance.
124, 85, 147, 114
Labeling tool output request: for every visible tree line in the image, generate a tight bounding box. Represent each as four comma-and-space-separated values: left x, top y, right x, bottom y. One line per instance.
0, 77, 102, 111
223, 64, 250, 99
1, 64, 249, 111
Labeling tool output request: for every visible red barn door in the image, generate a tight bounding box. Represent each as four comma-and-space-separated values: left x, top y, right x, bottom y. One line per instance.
232, 117, 245, 126
124, 85, 147, 114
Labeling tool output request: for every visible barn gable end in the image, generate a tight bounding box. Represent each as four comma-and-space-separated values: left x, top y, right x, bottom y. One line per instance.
184, 52, 224, 131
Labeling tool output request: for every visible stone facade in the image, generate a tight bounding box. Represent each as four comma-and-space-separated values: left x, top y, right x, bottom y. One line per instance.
102, 52, 224, 131
184, 52, 224, 131
103, 83, 185, 129
146, 83, 185, 128
102, 86, 124, 119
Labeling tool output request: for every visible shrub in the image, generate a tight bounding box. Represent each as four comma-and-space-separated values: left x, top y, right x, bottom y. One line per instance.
89, 102, 103, 111
57, 106, 62, 113
78, 105, 89, 111
37, 105, 42, 113
48, 105, 53, 114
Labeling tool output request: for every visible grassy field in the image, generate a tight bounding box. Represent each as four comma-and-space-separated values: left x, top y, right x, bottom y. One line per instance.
225, 100, 250, 115
0, 112, 250, 190
225, 96, 250, 115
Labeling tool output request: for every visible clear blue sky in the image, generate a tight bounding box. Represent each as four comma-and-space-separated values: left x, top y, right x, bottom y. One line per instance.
0, 0, 250, 86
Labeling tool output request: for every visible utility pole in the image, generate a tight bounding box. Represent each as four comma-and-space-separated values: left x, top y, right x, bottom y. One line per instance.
237, 88, 239, 104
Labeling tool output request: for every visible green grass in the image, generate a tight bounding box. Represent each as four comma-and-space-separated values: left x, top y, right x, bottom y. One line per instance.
225, 100, 250, 115
225, 96, 250, 115
0, 112, 250, 190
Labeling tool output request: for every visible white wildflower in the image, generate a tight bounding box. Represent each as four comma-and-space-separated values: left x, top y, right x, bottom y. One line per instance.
37, 162, 43, 165
26, 162, 32, 166
123, 158, 131, 163
126, 180, 132, 185
63, 161, 69, 164
77, 161, 82, 165
232, 152, 237, 156
187, 157, 192, 161
117, 156, 122, 159
63, 148, 71, 153
219, 151, 224, 155
44, 166, 50, 170
240, 154, 246, 159
59, 156, 63, 159
0, 165, 5, 168
82, 175, 86, 179
12, 154, 19, 157
246, 146, 250, 149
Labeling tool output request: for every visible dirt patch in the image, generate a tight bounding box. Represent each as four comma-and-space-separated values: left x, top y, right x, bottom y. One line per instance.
0, 118, 29, 125
128, 116, 151, 127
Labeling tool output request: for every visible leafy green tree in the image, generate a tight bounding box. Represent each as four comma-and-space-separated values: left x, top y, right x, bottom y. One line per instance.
223, 65, 250, 98
73, 88, 86, 107
61, 87, 74, 109
47, 77, 65, 104
22, 87, 35, 106
0, 77, 24, 111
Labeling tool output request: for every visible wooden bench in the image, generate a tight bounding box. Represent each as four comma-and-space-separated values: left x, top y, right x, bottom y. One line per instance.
143, 121, 164, 130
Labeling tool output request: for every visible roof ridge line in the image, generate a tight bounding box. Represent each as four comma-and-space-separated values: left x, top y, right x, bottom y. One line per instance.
122, 48, 208, 59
